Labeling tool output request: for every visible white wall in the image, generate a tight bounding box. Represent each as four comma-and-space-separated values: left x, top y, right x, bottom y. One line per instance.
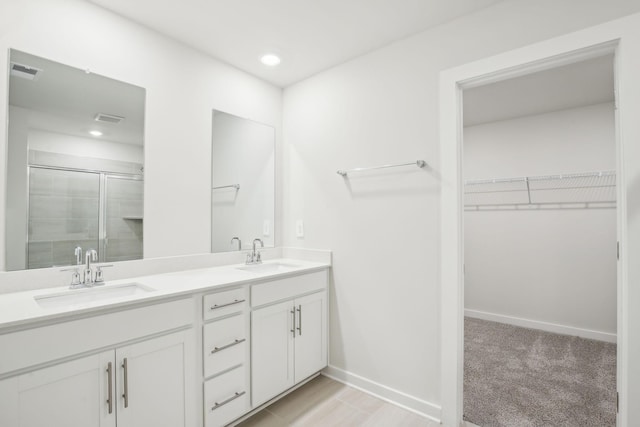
464, 103, 617, 340
211, 112, 275, 251
0, 0, 283, 271
28, 130, 144, 165
283, 0, 640, 418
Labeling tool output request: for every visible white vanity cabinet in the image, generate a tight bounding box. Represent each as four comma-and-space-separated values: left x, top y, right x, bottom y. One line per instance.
0, 350, 115, 427
251, 270, 328, 407
0, 299, 195, 427
202, 287, 250, 427
0, 261, 331, 427
114, 331, 189, 427
0, 331, 189, 427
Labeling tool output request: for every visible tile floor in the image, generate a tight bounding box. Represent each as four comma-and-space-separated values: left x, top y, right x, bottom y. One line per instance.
235, 375, 439, 427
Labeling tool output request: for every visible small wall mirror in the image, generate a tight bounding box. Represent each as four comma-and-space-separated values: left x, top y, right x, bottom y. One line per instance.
5, 50, 145, 271
211, 111, 275, 252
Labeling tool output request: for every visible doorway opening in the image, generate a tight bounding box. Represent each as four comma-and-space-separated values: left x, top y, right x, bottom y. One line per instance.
461, 53, 617, 426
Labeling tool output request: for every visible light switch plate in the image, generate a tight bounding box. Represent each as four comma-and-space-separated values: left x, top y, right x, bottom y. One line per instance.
296, 220, 304, 238
263, 220, 270, 236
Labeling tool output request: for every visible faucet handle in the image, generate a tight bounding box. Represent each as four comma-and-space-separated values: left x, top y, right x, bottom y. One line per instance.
94, 264, 114, 284
60, 267, 82, 288
256, 251, 262, 263
246, 252, 254, 264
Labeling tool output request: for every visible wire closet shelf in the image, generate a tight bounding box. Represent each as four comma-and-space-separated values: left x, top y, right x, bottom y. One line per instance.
464, 170, 616, 208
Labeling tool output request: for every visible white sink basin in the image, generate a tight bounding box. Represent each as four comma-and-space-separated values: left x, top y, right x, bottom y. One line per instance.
35, 283, 154, 309
236, 262, 301, 274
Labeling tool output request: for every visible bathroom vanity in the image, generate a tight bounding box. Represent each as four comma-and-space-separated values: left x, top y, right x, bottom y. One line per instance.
0, 259, 329, 427
0, 46, 321, 427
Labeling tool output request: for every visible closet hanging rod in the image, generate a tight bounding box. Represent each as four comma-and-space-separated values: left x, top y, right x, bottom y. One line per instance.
337, 160, 427, 177
465, 170, 615, 186
212, 184, 240, 190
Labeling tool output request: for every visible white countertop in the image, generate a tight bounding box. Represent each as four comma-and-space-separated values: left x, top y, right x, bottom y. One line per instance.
0, 258, 330, 331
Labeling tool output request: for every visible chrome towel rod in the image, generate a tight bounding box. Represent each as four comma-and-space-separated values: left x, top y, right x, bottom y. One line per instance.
212, 184, 240, 190
337, 160, 427, 177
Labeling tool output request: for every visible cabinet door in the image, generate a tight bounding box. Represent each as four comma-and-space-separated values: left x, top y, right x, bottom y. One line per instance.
0, 351, 115, 427
251, 300, 295, 406
116, 331, 189, 427
294, 291, 327, 382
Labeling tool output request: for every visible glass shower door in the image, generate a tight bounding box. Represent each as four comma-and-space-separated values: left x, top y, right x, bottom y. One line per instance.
103, 175, 143, 262
27, 167, 100, 269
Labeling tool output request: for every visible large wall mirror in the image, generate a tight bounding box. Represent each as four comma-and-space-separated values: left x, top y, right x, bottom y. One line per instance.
211, 111, 275, 253
6, 50, 145, 271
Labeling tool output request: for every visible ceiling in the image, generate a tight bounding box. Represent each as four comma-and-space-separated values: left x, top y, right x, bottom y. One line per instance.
87, 0, 505, 87
463, 54, 615, 126
9, 50, 145, 145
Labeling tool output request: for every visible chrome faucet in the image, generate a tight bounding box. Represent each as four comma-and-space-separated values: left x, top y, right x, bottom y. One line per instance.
84, 249, 98, 285
231, 237, 242, 251
61, 249, 113, 288
246, 238, 264, 264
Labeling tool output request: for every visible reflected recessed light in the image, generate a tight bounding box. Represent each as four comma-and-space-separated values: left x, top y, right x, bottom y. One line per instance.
261, 54, 281, 67
89, 130, 103, 137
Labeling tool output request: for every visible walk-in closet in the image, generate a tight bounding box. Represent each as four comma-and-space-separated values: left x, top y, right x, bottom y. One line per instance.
462, 54, 617, 426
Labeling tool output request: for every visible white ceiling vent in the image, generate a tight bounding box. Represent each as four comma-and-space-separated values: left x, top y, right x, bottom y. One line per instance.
10, 62, 42, 81
94, 113, 125, 124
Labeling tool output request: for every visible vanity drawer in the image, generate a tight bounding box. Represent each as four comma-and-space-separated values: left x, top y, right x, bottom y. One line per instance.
204, 365, 248, 427
203, 314, 246, 378
204, 287, 247, 320
251, 270, 327, 307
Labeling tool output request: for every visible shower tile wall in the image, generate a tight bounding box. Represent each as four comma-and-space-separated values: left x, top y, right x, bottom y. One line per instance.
28, 168, 99, 269
105, 177, 143, 262
27, 169, 143, 269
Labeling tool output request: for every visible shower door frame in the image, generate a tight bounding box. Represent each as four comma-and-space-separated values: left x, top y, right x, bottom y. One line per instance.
26, 164, 143, 267
439, 19, 640, 427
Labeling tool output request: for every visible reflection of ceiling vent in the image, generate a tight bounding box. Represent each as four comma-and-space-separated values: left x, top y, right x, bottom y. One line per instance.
10, 62, 42, 81
94, 113, 125, 124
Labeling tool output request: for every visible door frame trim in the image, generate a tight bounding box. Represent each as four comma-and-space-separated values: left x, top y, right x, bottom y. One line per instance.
438, 16, 638, 426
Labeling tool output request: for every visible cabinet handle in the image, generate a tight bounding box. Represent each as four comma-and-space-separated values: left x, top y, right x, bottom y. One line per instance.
106, 362, 113, 414
291, 308, 296, 337
122, 358, 129, 408
297, 305, 302, 336
212, 391, 245, 411
211, 338, 246, 354
210, 299, 245, 310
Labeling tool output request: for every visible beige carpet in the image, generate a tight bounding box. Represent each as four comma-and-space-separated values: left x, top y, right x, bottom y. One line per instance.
464, 317, 616, 427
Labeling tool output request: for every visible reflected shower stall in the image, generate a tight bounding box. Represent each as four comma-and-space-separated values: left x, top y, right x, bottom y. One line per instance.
27, 166, 143, 269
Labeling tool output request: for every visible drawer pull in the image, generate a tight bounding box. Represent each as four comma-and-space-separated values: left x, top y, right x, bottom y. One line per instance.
211, 338, 246, 354
212, 391, 246, 411
210, 299, 245, 311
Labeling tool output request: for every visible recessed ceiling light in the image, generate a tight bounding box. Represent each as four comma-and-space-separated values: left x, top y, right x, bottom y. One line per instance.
89, 130, 103, 137
261, 54, 281, 67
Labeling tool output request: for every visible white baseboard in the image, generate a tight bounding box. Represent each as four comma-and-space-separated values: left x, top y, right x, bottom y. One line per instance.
465, 309, 617, 343
321, 365, 441, 423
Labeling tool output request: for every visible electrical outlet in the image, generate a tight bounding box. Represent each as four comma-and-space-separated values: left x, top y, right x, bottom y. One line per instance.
296, 220, 304, 238
263, 220, 270, 236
